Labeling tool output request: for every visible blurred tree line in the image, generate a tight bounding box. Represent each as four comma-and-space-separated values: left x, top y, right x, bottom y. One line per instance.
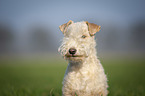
0, 20, 145, 56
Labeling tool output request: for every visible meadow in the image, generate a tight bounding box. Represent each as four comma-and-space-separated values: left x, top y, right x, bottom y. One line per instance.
0, 58, 145, 96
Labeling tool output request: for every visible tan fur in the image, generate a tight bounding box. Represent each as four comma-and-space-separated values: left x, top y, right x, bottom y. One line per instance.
59, 20, 73, 34
86, 21, 101, 36
58, 20, 108, 96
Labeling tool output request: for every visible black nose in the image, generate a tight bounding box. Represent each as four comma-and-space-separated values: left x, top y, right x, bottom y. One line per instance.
69, 48, 77, 55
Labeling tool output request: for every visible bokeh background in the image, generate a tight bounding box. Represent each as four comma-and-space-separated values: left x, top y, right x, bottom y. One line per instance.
0, 0, 145, 96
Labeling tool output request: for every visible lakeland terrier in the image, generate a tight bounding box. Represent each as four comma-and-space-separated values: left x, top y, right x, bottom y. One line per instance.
58, 20, 108, 96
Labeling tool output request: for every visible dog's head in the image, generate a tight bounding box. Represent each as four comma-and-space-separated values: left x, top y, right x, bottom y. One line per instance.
58, 20, 101, 62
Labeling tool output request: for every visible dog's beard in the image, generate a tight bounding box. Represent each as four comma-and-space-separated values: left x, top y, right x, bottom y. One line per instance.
66, 56, 84, 62
64, 53, 87, 63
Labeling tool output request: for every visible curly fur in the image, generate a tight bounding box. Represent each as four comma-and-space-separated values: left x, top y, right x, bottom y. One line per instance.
58, 21, 108, 96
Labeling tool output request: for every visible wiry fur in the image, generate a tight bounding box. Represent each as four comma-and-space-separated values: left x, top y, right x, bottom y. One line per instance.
58, 21, 108, 96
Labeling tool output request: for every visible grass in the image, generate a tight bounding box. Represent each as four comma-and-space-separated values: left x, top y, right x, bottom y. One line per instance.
0, 58, 145, 96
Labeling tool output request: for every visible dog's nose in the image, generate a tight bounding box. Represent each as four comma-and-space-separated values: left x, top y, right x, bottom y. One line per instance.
69, 48, 77, 55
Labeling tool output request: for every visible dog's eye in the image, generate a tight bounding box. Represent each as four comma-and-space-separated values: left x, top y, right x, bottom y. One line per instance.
81, 35, 87, 38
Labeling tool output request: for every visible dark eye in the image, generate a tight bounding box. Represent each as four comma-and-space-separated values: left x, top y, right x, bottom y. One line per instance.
81, 35, 87, 38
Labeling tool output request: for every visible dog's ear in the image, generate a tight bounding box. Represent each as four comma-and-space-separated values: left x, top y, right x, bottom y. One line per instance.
86, 21, 101, 36
59, 20, 73, 34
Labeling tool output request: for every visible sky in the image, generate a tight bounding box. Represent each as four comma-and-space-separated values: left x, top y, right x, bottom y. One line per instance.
0, 0, 145, 26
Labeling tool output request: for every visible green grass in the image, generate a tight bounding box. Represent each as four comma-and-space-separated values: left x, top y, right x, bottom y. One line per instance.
0, 58, 145, 96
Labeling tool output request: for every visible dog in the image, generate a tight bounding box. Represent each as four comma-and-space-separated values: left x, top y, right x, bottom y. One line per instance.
58, 20, 108, 96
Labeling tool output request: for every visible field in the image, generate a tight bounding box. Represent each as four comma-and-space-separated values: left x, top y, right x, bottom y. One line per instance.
0, 58, 145, 96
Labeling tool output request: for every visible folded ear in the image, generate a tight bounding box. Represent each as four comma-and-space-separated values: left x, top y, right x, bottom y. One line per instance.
86, 21, 101, 36
59, 20, 73, 34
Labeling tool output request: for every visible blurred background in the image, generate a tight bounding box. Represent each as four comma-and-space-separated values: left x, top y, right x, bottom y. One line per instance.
0, 0, 145, 96
0, 0, 145, 58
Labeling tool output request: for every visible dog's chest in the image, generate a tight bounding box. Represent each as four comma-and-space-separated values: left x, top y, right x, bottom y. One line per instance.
65, 65, 100, 91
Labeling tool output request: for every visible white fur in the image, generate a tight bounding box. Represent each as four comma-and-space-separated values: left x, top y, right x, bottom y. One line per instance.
58, 21, 108, 96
